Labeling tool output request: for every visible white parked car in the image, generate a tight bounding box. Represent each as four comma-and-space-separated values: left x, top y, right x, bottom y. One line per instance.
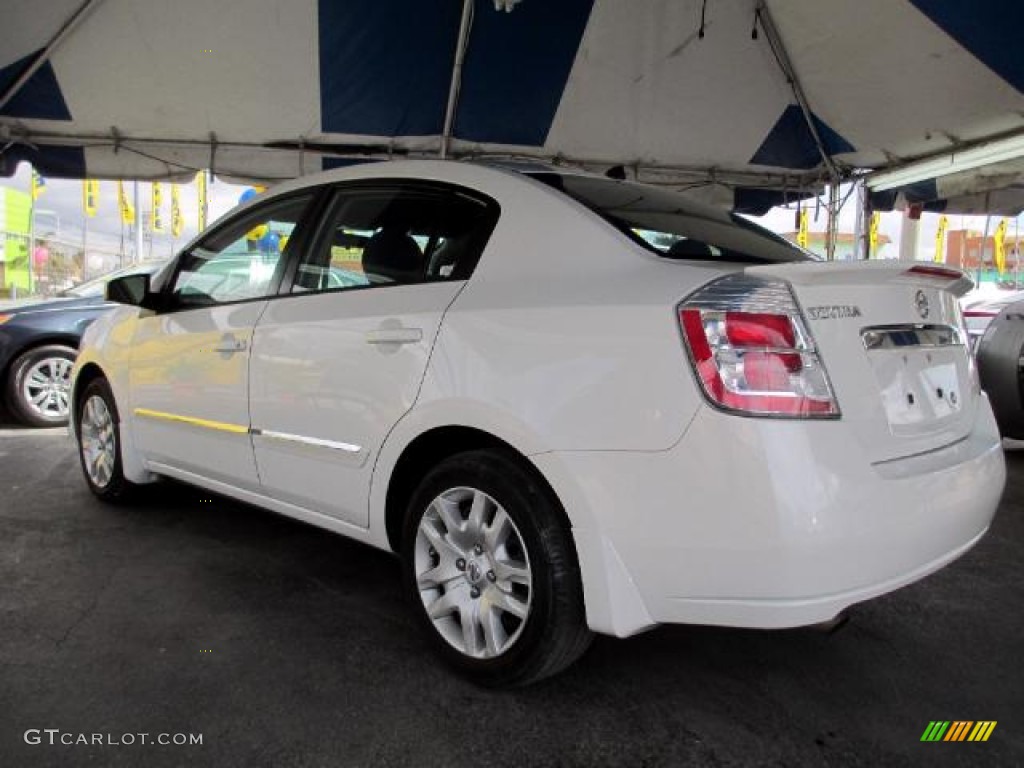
961, 289, 1024, 352
71, 161, 1005, 685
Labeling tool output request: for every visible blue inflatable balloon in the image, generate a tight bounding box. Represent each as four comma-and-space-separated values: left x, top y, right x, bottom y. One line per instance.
259, 230, 280, 253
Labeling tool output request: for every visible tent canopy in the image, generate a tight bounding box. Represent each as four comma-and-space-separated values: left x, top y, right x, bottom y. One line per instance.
2, 0, 1023, 212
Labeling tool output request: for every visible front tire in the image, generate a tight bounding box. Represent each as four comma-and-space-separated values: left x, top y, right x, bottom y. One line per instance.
6, 344, 76, 427
401, 450, 592, 686
76, 377, 137, 502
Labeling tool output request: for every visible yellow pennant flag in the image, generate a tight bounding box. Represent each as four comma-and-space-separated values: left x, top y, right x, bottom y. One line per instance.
196, 171, 208, 231
117, 180, 135, 225
994, 219, 1009, 275
934, 215, 948, 263
31, 169, 46, 200
869, 212, 880, 257
171, 184, 184, 237
82, 179, 99, 218
797, 208, 809, 249
151, 182, 164, 232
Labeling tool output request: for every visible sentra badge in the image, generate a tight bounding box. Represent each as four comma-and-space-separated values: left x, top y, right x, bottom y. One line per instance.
806, 305, 862, 320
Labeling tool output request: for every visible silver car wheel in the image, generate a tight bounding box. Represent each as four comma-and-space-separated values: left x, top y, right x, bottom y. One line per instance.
80, 394, 116, 489
22, 355, 73, 420
414, 487, 533, 659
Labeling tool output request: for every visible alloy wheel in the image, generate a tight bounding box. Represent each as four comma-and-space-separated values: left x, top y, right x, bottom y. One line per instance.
21, 356, 73, 421
414, 487, 533, 659
80, 394, 116, 488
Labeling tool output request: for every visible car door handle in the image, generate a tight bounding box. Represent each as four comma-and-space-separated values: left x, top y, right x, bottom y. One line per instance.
365, 327, 423, 345
212, 334, 248, 354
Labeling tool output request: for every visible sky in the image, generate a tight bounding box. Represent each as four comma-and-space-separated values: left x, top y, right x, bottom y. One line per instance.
3, 163, 249, 264
2, 162, 1021, 267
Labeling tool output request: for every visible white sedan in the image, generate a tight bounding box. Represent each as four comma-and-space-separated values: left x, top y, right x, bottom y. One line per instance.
961, 288, 1024, 352
70, 161, 1005, 685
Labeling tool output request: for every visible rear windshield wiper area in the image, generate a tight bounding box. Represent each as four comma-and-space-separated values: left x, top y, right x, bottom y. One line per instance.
530, 172, 813, 264
605, 216, 785, 265
661, 250, 777, 264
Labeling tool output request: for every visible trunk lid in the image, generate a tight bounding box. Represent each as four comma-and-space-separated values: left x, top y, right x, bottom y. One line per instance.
747, 261, 977, 464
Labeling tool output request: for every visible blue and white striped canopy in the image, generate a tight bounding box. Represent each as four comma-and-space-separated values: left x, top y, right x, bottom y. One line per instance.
2, 0, 1023, 212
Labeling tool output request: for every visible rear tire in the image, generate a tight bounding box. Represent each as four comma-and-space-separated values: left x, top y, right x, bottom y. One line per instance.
76, 377, 137, 503
6, 344, 76, 427
401, 449, 592, 687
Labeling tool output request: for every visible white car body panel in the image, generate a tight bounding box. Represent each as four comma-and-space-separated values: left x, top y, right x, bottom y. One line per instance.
70, 160, 1005, 641
74, 306, 155, 485
129, 302, 266, 489
535, 396, 1003, 634
751, 262, 977, 464
250, 282, 464, 526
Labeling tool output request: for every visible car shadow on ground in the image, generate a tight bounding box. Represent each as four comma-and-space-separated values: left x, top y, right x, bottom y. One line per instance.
0, 402, 69, 433
2, 426, 1021, 767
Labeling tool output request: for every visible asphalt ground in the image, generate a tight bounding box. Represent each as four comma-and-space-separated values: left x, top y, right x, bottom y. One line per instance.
0, 417, 1021, 767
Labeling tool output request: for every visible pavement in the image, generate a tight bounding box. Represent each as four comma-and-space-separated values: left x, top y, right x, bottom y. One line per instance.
0, 421, 1021, 767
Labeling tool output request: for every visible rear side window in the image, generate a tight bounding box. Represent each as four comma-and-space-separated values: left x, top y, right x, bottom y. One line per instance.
532, 173, 814, 264
291, 183, 498, 294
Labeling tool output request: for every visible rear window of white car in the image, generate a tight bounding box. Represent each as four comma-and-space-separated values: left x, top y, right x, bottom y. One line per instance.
532, 173, 815, 264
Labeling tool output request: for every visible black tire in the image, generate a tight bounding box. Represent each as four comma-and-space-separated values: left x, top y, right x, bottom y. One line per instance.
401, 449, 592, 687
75, 376, 137, 503
6, 344, 77, 427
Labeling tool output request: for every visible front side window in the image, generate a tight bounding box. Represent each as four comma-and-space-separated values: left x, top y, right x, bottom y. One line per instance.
291, 184, 497, 294
170, 194, 314, 306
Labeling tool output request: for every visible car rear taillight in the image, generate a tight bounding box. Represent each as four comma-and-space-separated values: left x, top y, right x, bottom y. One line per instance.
679, 275, 838, 418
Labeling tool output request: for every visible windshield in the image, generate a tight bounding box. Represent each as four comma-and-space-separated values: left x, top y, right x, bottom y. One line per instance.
60, 261, 167, 298
532, 173, 815, 264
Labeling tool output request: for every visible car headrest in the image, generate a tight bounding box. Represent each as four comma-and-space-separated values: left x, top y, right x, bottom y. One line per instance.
362, 228, 423, 283
666, 239, 714, 259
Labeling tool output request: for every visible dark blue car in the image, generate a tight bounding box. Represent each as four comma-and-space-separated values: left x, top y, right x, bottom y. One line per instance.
0, 261, 166, 427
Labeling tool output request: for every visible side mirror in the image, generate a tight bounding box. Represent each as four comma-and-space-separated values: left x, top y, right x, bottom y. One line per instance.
106, 273, 154, 308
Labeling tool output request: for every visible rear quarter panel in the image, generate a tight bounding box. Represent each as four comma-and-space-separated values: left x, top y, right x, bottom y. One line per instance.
413, 176, 732, 454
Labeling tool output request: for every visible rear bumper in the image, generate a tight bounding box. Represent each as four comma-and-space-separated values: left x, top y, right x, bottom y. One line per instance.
535, 397, 1005, 636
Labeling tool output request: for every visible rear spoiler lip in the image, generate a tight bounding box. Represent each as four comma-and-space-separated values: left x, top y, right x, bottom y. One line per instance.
903, 265, 974, 298
743, 261, 974, 298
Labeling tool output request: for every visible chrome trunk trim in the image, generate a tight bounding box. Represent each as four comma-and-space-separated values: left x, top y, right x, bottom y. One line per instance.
861, 324, 963, 351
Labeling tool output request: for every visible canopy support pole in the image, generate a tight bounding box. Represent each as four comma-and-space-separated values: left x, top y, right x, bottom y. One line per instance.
82, 211, 89, 280
757, 2, 841, 183
826, 181, 839, 260
440, 0, 475, 159
899, 209, 920, 262
133, 181, 142, 264
858, 179, 872, 260
0, 0, 104, 112
978, 193, 992, 286
28, 190, 36, 295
